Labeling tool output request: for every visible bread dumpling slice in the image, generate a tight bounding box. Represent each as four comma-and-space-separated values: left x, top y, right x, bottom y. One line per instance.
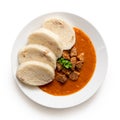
18, 44, 56, 69
16, 61, 55, 86
43, 17, 75, 50
28, 28, 63, 58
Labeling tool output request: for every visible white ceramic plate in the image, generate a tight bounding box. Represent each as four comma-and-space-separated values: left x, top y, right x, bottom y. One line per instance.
11, 12, 108, 108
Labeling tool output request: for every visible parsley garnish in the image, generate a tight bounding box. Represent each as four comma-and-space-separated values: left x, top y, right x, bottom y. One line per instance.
57, 57, 72, 69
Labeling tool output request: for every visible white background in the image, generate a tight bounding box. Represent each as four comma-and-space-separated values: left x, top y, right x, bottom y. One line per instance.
0, 0, 119, 120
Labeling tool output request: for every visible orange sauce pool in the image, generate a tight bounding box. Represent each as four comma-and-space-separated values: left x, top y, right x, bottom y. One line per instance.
39, 27, 96, 96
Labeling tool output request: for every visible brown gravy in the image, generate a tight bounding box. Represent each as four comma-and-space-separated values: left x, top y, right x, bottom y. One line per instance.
39, 27, 96, 96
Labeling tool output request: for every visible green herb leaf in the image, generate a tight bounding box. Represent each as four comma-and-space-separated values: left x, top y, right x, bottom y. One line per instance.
57, 57, 72, 69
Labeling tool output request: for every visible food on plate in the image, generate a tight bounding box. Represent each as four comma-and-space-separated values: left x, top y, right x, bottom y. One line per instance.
16, 16, 96, 95
28, 28, 63, 58
40, 27, 96, 96
43, 17, 75, 50
16, 61, 54, 86
18, 44, 56, 69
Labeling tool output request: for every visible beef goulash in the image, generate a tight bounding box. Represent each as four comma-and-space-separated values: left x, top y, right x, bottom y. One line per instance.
16, 17, 96, 95
40, 27, 96, 96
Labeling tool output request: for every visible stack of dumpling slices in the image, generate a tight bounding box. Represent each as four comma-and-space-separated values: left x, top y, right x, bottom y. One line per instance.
16, 17, 76, 86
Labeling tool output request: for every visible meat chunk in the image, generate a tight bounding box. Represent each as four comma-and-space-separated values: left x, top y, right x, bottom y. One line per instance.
56, 73, 67, 83
77, 52, 84, 62
70, 57, 77, 70
56, 63, 62, 71
62, 68, 71, 76
75, 61, 84, 71
70, 46, 77, 57
62, 50, 70, 60
69, 71, 80, 81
